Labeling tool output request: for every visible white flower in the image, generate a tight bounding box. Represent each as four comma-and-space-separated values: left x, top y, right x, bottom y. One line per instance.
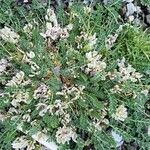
23, 23, 33, 34
0, 113, 9, 121
66, 24, 73, 31
141, 89, 149, 97
87, 33, 97, 49
41, 26, 70, 40
0, 26, 20, 44
36, 103, 49, 116
56, 85, 85, 101
8, 107, 19, 115
23, 51, 35, 63
111, 131, 123, 147
31, 132, 58, 150
12, 136, 36, 150
52, 99, 69, 116
61, 113, 71, 125
77, 32, 97, 50
105, 33, 118, 49
41, 8, 72, 40
0, 58, 10, 75
85, 51, 106, 75
26, 141, 36, 150
12, 136, 29, 149
84, 6, 92, 14
45, 8, 58, 26
112, 105, 128, 121
116, 58, 143, 82
30, 61, 40, 71
128, 15, 134, 22
23, 114, 31, 122
26, 51, 35, 59
110, 85, 122, 94
46, 22, 52, 29
56, 126, 77, 144
6, 71, 25, 87
33, 84, 48, 100
11, 91, 29, 107
41, 26, 62, 40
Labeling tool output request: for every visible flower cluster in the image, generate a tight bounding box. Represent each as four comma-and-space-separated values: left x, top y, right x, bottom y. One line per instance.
76, 32, 97, 50
56, 126, 77, 144
108, 57, 142, 83
12, 136, 36, 150
0, 58, 11, 75
0, 26, 20, 44
112, 105, 128, 121
56, 84, 85, 101
6, 71, 25, 87
40, 8, 73, 40
83, 51, 106, 76
11, 91, 30, 107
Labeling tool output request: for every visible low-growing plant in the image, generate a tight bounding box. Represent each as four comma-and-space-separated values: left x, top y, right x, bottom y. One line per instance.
0, 1, 150, 150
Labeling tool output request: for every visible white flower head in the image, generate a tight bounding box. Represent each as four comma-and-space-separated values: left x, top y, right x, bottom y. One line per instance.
56, 126, 77, 144
23, 23, 33, 34
84, 6, 92, 14
0, 113, 9, 122
22, 114, 31, 122
85, 51, 106, 75
112, 105, 128, 121
52, 99, 69, 116
0, 58, 10, 75
12, 136, 29, 149
116, 58, 143, 82
110, 85, 122, 94
66, 24, 73, 31
141, 89, 149, 97
41, 8, 72, 41
0, 26, 20, 44
33, 84, 48, 100
105, 33, 118, 49
12, 136, 35, 150
11, 91, 29, 107
26, 51, 35, 59
6, 71, 25, 87
46, 8, 58, 26
36, 103, 49, 116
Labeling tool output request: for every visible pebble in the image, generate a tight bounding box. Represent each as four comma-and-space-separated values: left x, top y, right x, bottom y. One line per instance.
126, 3, 136, 16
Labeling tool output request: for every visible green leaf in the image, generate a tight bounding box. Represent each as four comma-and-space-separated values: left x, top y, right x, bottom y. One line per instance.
43, 114, 60, 129
87, 93, 104, 110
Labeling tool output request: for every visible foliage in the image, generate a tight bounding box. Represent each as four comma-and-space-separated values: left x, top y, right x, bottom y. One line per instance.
0, 0, 150, 150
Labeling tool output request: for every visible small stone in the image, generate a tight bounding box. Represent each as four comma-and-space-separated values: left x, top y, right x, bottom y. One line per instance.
133, 18, 141, 26
126, 3, 136, 16
146, 14, 150, 24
